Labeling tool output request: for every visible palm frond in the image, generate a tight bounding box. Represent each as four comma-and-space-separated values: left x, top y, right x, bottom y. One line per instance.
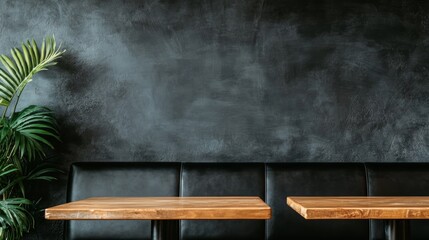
0, 35, 65, 107
26, 162, 58, 181
0, 198, 33, 240
2, 105, 60, 162
0, 164, 17, 178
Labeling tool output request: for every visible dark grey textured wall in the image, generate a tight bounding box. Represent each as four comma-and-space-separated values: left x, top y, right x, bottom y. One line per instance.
0, 0, 427, 239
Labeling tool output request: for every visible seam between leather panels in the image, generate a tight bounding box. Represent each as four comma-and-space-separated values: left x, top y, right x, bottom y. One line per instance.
364, 162, 371, 240
363, 162, 370, 195
179, 162, 184, 197
264, 163, 268, 240
179, 162, 184, 240
64, 164, 76, 240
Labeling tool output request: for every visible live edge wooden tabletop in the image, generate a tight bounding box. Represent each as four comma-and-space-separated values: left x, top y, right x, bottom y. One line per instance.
287, 196, 429, 220
45, 196, 271, 220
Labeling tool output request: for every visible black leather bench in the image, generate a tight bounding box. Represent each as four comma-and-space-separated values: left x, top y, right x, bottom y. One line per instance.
65, 162, 429, 240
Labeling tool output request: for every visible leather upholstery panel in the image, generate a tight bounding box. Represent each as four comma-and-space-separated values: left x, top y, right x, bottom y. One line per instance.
65, 162, 180, 240
180, 163, 265, 240
266, 163, 369, 240
366, 163, 429, 240
67, 162, 429, 240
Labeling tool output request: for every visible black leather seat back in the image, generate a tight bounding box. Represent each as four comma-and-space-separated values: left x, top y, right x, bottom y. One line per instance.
366, 163, 429, 240
65, 162, 180, 240
266, 163, 369, 240
180, 163, 265, 240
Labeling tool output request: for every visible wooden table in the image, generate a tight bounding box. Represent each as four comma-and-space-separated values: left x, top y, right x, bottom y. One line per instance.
287, 196, 429, 240
45, 196, 271, 240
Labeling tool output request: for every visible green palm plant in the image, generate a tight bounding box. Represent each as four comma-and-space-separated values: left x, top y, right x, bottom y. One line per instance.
0, 35, 65, 239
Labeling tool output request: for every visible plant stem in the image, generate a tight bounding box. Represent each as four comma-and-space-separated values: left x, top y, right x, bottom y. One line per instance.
11, 91, 22, 118
2, 105, 8, 119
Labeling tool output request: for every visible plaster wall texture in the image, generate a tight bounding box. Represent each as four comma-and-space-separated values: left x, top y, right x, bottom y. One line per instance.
0, 0, 426, 239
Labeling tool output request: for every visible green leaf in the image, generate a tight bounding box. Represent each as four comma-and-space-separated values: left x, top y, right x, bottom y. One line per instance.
17, 132, 54, 149
10, 48, 25, 77
0, 68, 18, 88
40, 39, 45, 61
0, 165, 17, 177
26, 41, 36, 70
30, 39, 39, 64
0, 197, 33, 239
0, 55, 20, 86
0, 36, 65, 108
21, 44, 32, 74
0, 82, 14, 97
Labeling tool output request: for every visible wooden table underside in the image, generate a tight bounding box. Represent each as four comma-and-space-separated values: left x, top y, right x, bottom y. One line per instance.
287, 196, 429, 219
45, 196, 271, 220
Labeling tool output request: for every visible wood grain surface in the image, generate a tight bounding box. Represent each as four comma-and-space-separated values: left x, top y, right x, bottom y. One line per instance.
287, 196, 429, 219
45, 196, 271, 220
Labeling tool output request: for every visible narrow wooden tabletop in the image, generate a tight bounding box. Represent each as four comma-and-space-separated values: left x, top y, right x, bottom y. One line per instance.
287, 196, 429, 219
45, 196, 271, 220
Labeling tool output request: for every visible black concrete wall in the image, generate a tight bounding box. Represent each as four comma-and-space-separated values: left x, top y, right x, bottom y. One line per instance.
0, 0, 427, 239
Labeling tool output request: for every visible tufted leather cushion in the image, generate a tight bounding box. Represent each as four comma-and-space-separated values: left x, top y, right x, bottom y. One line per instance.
180, 163, 265, 240
266, 163, 369, 240
65, 162, 180, 240
366, 163, 429, 240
